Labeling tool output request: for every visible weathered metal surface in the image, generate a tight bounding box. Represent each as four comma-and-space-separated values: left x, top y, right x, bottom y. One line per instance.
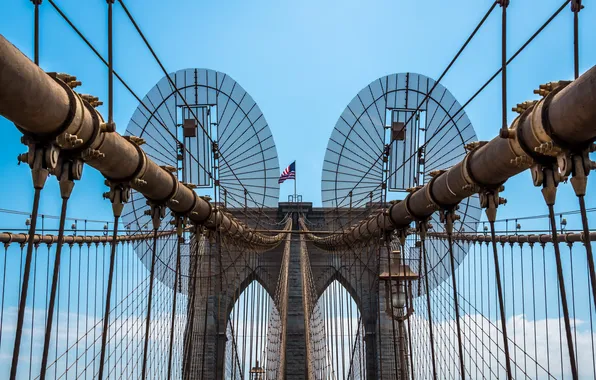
311, 65, 596, 249
432, 230, 596, 244
0, 34, 285, 249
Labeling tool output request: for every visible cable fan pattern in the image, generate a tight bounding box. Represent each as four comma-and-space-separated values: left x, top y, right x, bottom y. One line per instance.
322, 72, 481, 290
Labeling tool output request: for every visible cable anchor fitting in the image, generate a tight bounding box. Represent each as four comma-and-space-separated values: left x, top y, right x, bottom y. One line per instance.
531, 163, 561, 207
144, 202, 166, 230
478, 185, 507, 223
54, 156, 84, 200
565, 147, 596, 197
571, 0, 584, 13
103, 180, 131, 218
439, 205, 460, 236
416, 219, 433, 240
17, 136, 60, 190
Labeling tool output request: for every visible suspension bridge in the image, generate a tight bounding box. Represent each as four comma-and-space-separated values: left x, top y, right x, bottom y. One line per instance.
0, 0, 595, 379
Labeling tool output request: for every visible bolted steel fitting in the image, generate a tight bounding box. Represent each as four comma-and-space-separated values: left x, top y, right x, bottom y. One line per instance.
510, 155, 533, 168
405, 186, 422, 194
428, 169, 446, 178
133, 178, 147, 187
56, 132, 83, 148
147, 202, 166, 230
49, 72, 80, 89
18, 142, 60, 189
571, 0, 584, 12
104, 181, 131, 217
79, 94, 98, 103
512, 100, 538, 114
17, 152, 32, 166
160, 165, 177, 173
464, 141, 488, 152
79, 94, 104, 108
100, 122, 116, 133
123, 135, 146, 146
534, 81, 572, 97
533, 141, 561, 157
82, 148, 105, 161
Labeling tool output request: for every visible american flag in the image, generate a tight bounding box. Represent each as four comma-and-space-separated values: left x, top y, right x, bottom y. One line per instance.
278, 161, 296, 184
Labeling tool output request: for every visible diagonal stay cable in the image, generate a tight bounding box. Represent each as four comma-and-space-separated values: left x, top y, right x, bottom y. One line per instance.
331, 0, 571, 226
326, 1, 498, 215
382, 0, 571, 190
46, 0, 273, 215
117, 0, 271, 215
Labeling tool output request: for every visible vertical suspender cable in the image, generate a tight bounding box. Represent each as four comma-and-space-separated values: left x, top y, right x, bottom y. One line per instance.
141, 226, 160, 379
200, 241, 213, 379
249, 267, 256, 374
572, 0, 581, 79
333, 260, 339, 378
489, 221, 513, 379
10, 188, 42, 380
39, 192, 71, 379
569, 0, 596, 321
578, 195, 596, 310
499, 0, 509, 138
338, 271, 345, 378
231, 285, 239, 378
419, 224, 438, 380
107, 0, 115, 127
98, 3, 116, 375
446, 224, 466, 380
167, 217, 183, 380
385, 239, 401, 378
33, 0, 41, 65
375, 243, 383, 380
10, 2, 46, 374
547, 204, 579, 379
183, 226, 201, 380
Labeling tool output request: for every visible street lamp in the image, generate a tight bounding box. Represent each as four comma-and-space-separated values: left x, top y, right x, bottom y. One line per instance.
379, 249, 418, 321
249, 360, 265, 380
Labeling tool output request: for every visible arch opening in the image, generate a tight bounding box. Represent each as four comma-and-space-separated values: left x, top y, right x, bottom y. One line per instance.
225, 280, 276, 380
316, 279, 367, 380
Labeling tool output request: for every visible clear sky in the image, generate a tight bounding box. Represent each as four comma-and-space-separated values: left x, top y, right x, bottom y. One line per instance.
1, 1, 596, 378
1, 0, 595, 219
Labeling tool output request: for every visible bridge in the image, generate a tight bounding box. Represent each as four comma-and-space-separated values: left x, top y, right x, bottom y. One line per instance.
0, 0, 595, 379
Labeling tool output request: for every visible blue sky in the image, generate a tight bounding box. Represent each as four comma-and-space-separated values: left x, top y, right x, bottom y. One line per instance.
1, 1, 596, 378
1, 0, 595, 218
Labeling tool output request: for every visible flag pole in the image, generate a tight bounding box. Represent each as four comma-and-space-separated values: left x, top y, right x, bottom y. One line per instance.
294, 161, 297, 202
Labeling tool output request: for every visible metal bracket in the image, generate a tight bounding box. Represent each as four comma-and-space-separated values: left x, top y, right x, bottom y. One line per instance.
569, 146, 596, 197
103, 180, 132, 218
145, 202, 166, 230
416, 219, 432, 240
54, 156, 84, 200
531, 163, 560, 206
439, 205, 460, 235
17, 138, 60, 190
571, 0, 583, 12
478, 185, 507, 223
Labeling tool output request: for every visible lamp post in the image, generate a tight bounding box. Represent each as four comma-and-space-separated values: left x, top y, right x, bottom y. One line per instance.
249, 360, 265, 380
380, 246, 419, 380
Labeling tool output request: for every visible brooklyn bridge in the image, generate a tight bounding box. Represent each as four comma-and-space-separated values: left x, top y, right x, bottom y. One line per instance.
0, 0, 595, 379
